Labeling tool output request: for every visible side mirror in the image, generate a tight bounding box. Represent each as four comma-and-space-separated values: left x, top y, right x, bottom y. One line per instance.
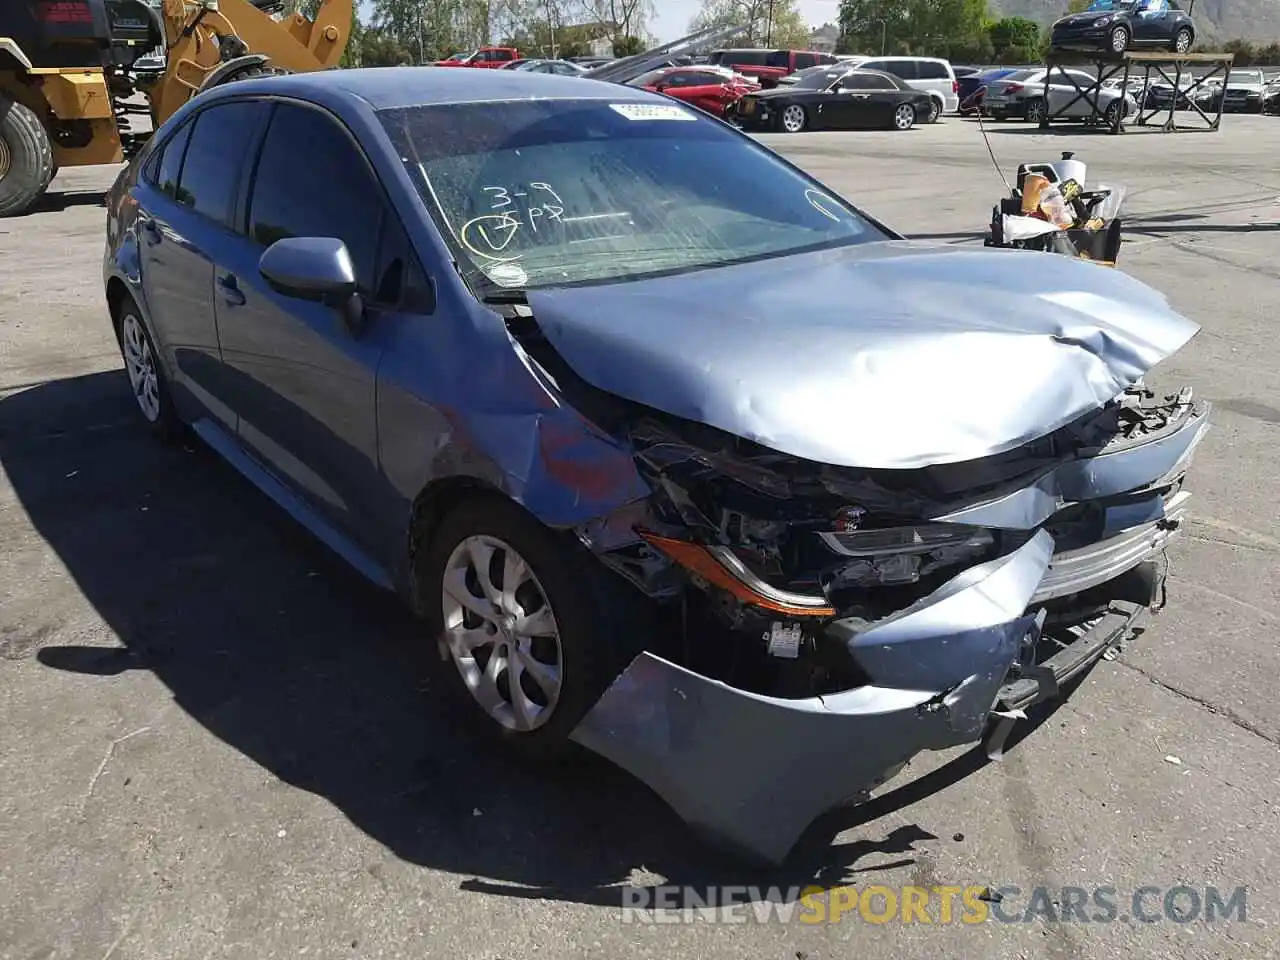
259, 237, 365, 335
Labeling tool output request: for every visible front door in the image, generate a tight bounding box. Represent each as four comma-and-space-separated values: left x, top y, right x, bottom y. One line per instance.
1133, 0, 1171, 41
211, 99, 399, 556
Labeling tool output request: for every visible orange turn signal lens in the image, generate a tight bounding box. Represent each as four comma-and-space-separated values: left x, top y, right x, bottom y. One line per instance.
639, 531, 836, 618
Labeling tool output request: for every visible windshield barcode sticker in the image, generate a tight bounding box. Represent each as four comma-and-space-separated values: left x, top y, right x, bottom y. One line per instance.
610, 103, 697, 121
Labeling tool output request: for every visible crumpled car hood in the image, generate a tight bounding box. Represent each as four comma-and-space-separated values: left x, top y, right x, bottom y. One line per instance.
525, 240, 1200, 470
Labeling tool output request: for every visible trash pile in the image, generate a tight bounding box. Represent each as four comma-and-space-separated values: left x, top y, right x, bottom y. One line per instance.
984, 152, 1124, 266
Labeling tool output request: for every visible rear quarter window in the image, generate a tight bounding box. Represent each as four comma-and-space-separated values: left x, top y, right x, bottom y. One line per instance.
917, 60, 950, 79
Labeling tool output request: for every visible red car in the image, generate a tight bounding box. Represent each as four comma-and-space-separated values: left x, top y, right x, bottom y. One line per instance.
628, 65, 761, 117
435, 47, 521, 68
705, 48, 838, 88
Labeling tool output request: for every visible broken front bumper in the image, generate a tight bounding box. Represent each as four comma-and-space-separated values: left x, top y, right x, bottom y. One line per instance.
570, 397, 1208, 866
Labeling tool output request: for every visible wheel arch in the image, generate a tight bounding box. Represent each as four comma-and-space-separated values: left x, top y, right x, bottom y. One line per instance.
406, 475, 509, 615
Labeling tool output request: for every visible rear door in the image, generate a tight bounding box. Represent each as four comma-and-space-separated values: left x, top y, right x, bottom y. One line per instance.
915, 59, 954, 110
833, 72, 892, 127
135, 99, 269, 429
212, 99, 417, 555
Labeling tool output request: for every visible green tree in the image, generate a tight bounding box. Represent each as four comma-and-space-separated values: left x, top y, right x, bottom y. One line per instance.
690, 0, 809, 47
838, 0, 990, 59
1067, 0, 1091, 12
613, 35, 645, 55
987, 15, 1038, 63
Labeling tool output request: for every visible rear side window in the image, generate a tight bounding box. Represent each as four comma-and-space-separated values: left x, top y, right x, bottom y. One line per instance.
840, 73, 888, 90
859, 59, 885, 73
884, 60, 920, 80
176, 101, 267, 226
917, 60, 949, 79
152, 118, 193, 200
794, 52, 817, 69
246, 102, 385, 298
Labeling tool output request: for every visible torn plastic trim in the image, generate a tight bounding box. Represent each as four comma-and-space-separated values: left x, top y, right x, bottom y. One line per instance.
828, 531, 1054, 690
929, 399, 1208, 530
569, 530, 1056, 865
1031, 490, 1189, 604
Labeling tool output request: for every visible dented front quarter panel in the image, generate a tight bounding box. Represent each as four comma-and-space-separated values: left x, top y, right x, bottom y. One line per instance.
569, 533, 1056, 865
374, 303, 651, 590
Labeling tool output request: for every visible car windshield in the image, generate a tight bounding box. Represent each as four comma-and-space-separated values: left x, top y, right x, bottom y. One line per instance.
377, 98, 884, 295
1229, 70, 1262, 82
1086, 0, 1138, 8
794, 70, 845, 90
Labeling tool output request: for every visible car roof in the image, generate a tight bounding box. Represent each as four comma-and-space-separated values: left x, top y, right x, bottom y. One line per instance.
862, 55, 949, 63
202, 66, 641, 111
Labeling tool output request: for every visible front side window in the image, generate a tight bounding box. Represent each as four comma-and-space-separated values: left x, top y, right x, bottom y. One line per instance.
247, 103, 384, 297
377, 98, 884, 296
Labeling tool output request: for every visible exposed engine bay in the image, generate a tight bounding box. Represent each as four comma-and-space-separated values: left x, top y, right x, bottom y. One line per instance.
549, 346, 1204, 701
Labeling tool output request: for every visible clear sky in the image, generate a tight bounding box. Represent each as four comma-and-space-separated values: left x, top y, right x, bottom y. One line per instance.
354, 0, 840, 45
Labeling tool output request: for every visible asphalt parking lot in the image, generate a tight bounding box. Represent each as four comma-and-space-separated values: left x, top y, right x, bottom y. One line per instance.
2, 114, 1278, 960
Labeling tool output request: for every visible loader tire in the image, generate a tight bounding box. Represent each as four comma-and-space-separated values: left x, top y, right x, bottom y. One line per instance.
0, 95, 54, 218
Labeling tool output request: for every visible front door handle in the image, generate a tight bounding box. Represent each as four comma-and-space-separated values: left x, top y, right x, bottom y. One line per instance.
216, 274, 246, 307
140, 219, 161, 245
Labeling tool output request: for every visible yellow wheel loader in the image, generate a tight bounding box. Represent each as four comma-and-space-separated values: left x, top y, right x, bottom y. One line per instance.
0, 0, 351, 217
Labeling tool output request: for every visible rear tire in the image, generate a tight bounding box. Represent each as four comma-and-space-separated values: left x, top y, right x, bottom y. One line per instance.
892, 103, 916, 130
1025, 97, 1048, 125
0, 95, 54, 218
1172, 27, 1193, 54
113, 295, 182, 442
926, 98, 942, 123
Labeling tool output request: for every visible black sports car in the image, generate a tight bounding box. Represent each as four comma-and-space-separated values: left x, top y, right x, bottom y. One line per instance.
735, 68, 933, 132
1050, 0, 1196, 55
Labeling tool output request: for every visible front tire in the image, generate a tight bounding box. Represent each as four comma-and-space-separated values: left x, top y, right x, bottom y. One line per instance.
1109, 24, 1131, 53
0, 95, 54, 218
114, 298, 181, 441
780, 103, 807, 133
422, 495, 643, 761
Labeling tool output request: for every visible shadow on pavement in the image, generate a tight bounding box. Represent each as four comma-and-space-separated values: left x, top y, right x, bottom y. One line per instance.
7, 369, 1073, 908
33, 189, 108, 213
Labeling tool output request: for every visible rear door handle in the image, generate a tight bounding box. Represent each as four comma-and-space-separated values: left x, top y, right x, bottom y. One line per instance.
216, 273, 246, 307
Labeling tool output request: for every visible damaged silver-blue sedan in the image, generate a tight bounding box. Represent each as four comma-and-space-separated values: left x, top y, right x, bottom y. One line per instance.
103, 66, 1210, 865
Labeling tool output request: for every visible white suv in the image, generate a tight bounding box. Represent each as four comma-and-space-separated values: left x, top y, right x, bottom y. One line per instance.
850, 56, 959, 120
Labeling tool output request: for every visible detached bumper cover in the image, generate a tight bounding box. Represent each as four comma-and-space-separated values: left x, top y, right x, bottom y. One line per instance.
571, 534, 1057, 865
569, 399, 1207, 865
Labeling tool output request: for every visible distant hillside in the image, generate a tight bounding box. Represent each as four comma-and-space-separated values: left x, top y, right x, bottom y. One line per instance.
988, 0, 1280, 44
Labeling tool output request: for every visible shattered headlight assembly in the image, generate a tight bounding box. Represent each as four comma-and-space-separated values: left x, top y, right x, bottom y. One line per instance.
819, 523, 996, 589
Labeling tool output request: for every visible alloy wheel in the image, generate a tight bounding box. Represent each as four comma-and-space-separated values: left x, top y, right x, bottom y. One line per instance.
1110, 26, 1129, 53
781, 104, 806, 132
0, 136, 11, 180
1026, 99, 1047, 123
927, 99, 940, 123
1174, 29, 1192, 53
894, 104, 915, 130
441, 534, 563, 732
120, 313, 161, 423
